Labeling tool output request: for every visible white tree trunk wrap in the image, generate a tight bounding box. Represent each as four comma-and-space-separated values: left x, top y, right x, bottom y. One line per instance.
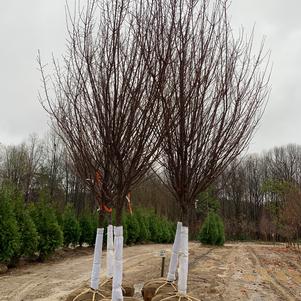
167, 221, 182, 282
112, 226, 124, 301
106, 224, 114, 278
90, 228, 104, 290
177, 226, 189, 295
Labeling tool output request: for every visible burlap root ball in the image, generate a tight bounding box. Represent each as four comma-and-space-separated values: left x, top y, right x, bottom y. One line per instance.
151, 293, 200, 301
141, 278, 177, 301
102, 297, 139, 301
65, 285, 111, 301
99, 278, 135, 297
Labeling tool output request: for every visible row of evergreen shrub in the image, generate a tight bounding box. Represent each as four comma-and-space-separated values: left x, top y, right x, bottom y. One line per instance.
0, 187, 64, 263
77, 208, 176, 247
123, 209, 176, 245
0, 186, 176, 265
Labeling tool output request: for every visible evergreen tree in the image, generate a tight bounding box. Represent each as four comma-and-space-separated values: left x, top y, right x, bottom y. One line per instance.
125, 213, 140, 244
148, 211, 161, 242
159, 218, 171, 243
198, 212, 224, 245
0, 187, 20, 264
12, 195, 39, 261
196, 187, 220, 219
19, 210, 39, 256
79, 214, 95, 246
62, 204, 81, 247
135, 209, 150, 242
215, 214, 225, 246
30, 199, 63, 260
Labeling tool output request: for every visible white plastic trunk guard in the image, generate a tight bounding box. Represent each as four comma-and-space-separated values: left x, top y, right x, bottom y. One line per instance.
112, 226, 124, 301
106, 224, 114, 278
167, 221, 182, 281
90, 228, 104, 290
177, 226, 189, 294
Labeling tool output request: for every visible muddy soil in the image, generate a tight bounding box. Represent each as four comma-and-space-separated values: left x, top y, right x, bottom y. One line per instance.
1, 242, 301, 301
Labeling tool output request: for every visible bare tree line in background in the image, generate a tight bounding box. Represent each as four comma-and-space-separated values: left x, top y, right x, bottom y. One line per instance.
0, 134, 93, 213
1, 133, 301, 244
216, 144, 301, 244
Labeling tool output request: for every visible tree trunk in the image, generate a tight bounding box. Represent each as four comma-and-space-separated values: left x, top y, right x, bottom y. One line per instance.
97, 190, 106, 228
98, 210, 106, 228
180, 205, 189, 227
115, 201, 124, 226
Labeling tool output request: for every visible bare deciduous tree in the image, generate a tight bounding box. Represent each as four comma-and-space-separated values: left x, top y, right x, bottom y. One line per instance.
154, 0, 270, 226
39, 0, 166, 226
1, 135, 44, 202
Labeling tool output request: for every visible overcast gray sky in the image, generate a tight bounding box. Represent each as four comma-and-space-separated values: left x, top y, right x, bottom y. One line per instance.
0, 0, 300, 154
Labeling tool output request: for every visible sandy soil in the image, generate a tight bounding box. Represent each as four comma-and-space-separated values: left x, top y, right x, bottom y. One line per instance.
1, 242, 301, 301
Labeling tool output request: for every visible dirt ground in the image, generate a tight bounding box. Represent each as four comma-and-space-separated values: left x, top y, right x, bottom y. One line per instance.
1, 242, 301, 301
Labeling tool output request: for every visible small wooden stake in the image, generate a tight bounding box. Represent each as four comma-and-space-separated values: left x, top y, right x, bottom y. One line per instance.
161, 256, 165, 277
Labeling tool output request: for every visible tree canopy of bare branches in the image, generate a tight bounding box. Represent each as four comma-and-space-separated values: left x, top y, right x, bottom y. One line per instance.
155, 0, 271, 225
39, 0, 166, 225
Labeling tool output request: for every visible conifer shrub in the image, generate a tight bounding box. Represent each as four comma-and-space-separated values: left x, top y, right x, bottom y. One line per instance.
79, 214, 95, 246
11, 195, 39, 259
12, 196, 39, 263
135, 209, 151, 242
18, 209, 39, 256
148, 212, 162, 242
215, 214, 225, 245
62, 204, 81, 247
0, 187, 20, 264
198, 212, 225, 246
159, 218, 171, 243
30, 200, 63, 260
198, 212, 218, 245
55, 209, 64, 228
125, 213, 140, 244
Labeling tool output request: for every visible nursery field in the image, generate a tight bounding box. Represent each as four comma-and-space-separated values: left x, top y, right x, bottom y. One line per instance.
0, 242, 301, 301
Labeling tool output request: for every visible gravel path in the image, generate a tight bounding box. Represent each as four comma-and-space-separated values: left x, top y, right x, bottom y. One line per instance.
1, 243, 301, 301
